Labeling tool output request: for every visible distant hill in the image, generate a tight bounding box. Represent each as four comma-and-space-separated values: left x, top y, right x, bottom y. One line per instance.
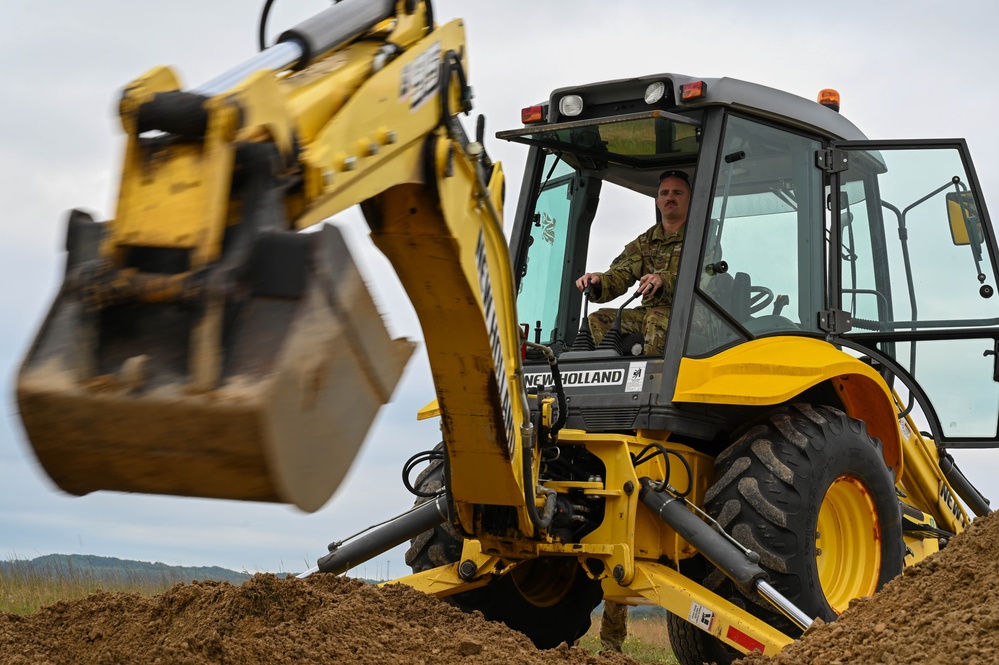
0, 554, 251, 585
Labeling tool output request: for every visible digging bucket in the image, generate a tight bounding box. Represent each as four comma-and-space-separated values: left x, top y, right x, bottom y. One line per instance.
16, 215, 413, 512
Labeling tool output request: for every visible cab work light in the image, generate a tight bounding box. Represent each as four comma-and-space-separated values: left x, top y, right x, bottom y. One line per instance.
644, 81, 667, 104
559, 94, 584, 117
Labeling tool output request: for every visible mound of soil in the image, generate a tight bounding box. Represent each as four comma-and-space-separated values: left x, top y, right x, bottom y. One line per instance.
9, 512, 997, 664
737, 509, 999, 665
0, 574, 636, 664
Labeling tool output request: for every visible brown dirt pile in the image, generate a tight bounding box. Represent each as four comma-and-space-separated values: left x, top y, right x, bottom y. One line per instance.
0, 574, 636, 665
737, 509, 999, 665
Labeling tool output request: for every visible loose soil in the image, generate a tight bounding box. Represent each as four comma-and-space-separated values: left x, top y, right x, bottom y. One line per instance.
5, 510, 998, 664
736, 509, 999, 665
0, 573, 636, 665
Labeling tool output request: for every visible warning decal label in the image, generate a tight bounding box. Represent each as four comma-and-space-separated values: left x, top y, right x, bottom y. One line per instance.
687, 602, 715, 633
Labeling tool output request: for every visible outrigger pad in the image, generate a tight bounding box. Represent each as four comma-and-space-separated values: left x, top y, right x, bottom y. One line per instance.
17, 221, 414, 512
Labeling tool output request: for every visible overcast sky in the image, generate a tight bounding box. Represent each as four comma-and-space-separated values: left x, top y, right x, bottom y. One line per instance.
3, 0, 999, 576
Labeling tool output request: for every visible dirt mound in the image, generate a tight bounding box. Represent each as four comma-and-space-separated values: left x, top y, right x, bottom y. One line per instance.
11, 511, 997, 665
737, 509, 999, 665
0, 574, 635, 664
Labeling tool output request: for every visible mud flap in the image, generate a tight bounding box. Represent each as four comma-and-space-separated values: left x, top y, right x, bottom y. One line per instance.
17, 217, 413, 512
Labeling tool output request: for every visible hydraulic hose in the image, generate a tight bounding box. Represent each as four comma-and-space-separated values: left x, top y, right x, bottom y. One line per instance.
523, 341, 567, 436
522, 420, 557, 531
258, 0, 277, 51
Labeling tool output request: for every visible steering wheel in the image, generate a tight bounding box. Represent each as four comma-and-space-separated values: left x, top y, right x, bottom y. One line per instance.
749, 285, 775, 314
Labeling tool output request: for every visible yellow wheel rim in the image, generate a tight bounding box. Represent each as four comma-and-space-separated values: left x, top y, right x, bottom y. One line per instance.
816, 475, 882, 614
510, 558, 578, 608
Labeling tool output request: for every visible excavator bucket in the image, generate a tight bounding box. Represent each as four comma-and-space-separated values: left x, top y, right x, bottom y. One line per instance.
16, 213, 413, 512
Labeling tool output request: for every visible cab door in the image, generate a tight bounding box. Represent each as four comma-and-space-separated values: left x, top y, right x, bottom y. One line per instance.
830, 139, 999, 448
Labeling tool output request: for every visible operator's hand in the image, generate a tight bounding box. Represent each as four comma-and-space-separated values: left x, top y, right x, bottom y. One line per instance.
636, 272, 664, 296
576, 272, 601, 293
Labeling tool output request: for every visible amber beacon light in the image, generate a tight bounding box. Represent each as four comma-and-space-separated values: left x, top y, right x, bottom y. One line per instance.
818, 88, 841, 112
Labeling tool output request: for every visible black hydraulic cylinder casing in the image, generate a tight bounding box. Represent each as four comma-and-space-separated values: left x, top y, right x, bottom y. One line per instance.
939, 453, 992, 517
278, 0, 396, 69
639, 477, 765, 594
316, 494, 449, 575
135, 91, 211, 137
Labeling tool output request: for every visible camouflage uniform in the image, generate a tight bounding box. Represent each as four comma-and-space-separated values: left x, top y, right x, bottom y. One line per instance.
599, 600, 628, 652
587, 223, 684, 356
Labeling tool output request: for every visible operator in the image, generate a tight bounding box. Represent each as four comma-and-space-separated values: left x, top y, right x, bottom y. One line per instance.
599, 599, 629, 653
575, 170, 690, 356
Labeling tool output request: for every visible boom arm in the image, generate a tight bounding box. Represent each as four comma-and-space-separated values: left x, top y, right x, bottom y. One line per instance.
17, 0, 540, 532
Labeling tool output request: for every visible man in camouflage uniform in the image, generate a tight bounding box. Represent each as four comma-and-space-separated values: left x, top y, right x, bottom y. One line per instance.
599, 599, 629, 653
575, 171, 690, 356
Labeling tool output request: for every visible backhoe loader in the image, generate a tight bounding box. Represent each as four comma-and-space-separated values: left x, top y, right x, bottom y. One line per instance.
15, 1, 998, 662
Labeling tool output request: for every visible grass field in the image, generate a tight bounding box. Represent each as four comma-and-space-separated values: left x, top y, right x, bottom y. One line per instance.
0, 560, 181, 615
578, 613, 679, 664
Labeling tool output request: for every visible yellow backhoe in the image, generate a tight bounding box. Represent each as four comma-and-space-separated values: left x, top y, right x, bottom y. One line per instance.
15, 1, 996, 661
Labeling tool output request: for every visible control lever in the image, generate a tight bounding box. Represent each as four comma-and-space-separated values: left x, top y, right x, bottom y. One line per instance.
595, 291, 641, 354
569, 287, 596, 351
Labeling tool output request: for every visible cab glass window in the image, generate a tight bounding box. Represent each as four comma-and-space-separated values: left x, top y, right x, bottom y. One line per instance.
696, 115, 824, 350
517, 155, 576, 343
839, 145, 999, 439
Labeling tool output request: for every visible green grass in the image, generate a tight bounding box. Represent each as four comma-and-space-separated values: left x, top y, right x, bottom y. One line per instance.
579, 613, 680, 664
0, 559, 181, 615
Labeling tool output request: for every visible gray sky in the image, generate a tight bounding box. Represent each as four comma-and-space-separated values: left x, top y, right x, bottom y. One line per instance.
3, 0, 999, 575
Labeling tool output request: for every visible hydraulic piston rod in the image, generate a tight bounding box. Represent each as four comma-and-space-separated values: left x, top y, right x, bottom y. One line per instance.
299, 494, 448, 578
639, 477, 814, 631
196, 0, 397, 95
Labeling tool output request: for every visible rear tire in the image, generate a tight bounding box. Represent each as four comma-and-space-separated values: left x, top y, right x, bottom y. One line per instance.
672, 404, 903, 665
405, 444, 602, 649
666, 610, 740, 665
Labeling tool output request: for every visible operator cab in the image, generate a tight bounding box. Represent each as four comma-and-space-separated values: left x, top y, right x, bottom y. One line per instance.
499, 74, 999, 448
500, 108, 704, 358
500, 78, 844, 358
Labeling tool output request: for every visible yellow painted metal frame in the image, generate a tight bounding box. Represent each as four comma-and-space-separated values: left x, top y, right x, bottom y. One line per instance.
675, 337, 904, 479
395, 560, 792, 656
387, 540, 499, 598
289, 19, 471, 227
610, 562, 793, 656
113, 67, 239, 269
390, 342, 939, 658
280, 17, 533, 532
394, 532, 794, 657
893, 408, 971, 536
106, 10, 537, 534
106, 7, 448, 265
900, 505, 942, 566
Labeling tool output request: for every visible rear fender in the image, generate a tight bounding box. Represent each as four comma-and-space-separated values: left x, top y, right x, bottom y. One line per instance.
674, 337, 902, 479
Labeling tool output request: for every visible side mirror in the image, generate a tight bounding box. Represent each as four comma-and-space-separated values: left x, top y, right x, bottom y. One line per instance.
946, 191, 982, 246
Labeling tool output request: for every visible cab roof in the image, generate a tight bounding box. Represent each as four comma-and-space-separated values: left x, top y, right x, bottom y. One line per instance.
547, 73, 868, 142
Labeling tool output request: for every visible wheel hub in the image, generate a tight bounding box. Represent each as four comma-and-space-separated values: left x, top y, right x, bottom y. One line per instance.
816, 474, 882, 613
